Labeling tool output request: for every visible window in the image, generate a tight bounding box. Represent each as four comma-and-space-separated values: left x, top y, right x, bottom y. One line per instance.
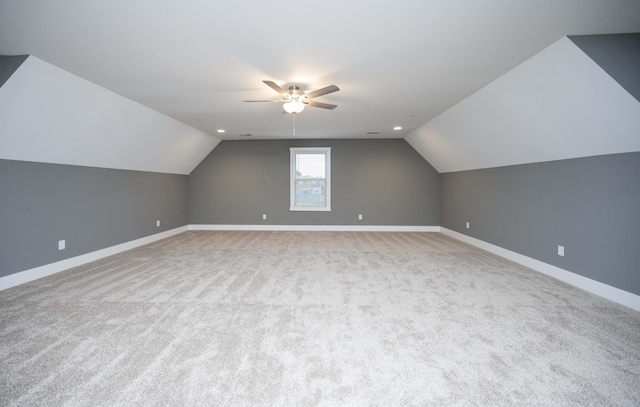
290, 147, 331, 211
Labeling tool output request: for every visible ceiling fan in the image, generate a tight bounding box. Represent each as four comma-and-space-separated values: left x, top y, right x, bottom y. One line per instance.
244, 80, 339, 114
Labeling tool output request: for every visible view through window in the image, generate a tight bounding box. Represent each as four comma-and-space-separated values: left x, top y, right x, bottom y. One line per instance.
290, 147, 331, 211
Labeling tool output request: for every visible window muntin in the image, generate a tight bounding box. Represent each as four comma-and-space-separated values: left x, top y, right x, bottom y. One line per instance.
290, 147, 331, 211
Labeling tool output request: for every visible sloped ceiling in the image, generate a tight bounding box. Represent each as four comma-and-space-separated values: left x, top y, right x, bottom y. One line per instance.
1, 1, 640, 141
406, 36, 640, 173
0, 56, 220, 174
1, 2, 639, 175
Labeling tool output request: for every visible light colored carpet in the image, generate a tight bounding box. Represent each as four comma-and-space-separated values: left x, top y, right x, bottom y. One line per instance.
1, 231, 639, 406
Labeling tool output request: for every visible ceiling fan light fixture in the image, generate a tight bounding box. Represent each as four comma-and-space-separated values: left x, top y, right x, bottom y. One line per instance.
245, 80, 339, 113
283, 100, 305, 114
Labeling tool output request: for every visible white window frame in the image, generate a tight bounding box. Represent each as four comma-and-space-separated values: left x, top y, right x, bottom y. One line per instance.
290, 147, 331, 212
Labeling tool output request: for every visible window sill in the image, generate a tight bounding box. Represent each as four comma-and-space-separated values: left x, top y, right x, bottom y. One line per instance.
289, 206, 331, 212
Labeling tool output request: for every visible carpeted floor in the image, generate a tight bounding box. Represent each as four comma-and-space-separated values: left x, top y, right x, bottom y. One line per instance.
1, 231, 639, 406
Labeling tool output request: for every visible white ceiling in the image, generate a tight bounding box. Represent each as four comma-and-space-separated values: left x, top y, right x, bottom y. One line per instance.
406, 37, 640, 172
1, 0, 639, 141
0, 56, 219, 174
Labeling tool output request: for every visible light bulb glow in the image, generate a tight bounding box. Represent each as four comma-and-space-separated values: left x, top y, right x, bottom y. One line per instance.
283, 100, 305, 114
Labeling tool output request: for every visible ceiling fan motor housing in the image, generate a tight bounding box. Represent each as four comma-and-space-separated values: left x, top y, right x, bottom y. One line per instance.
288, 86, 305, 103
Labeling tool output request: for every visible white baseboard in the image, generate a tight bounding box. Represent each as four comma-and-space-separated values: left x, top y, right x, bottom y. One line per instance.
0, 226, 188, 291
189, 224, 441, 232
440, 227, 640, 312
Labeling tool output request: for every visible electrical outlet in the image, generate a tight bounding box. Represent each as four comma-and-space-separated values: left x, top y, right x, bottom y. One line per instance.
156, 220, 160, 227
558, 245, 565, 257
358, 214, 362, 220
262, 214, 267, 220
58, 240, 66, 250
466, 222, 470, 229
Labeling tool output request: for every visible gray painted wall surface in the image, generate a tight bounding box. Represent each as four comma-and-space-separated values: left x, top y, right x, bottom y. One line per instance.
0, 159, 188, 277
441, 152, 640, 296
189, 139, 440, 226
569, 33, 640, 103
0, 55, 28, 87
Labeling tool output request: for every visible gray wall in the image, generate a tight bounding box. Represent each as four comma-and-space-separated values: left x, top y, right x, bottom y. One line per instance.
441, 152, 640, 296
0, 55, 28, 87
189, 139, 440, 226
0, 159, 188, 278
569, 33, 640, 103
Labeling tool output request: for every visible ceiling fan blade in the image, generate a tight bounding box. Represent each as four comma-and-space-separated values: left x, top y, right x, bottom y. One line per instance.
306, 100, 338, 110
263, 80, 288, 96
305, 85, 340, 99
243, 100, 284, 102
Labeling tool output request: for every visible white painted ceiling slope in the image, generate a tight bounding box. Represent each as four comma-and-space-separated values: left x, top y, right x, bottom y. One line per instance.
1, 1, 639, 174
0, 56, 219, 174
405, 37, 640, 173
1, 0, 639, 142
